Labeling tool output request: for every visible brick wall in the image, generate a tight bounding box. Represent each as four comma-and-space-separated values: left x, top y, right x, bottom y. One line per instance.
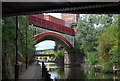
61, 14, 76, 24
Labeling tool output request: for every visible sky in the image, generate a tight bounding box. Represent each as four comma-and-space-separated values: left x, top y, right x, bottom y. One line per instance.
35, 40, 55, 50
44, 13, 62, 19
35, 13, 61, 50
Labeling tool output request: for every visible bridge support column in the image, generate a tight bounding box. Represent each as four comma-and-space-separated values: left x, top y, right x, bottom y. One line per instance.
64, 51, 84, 65
64, 51, 75, 65
64, 53, 71, 65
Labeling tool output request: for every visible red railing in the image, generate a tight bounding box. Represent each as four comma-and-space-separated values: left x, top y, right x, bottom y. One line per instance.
28, 15, 75, 35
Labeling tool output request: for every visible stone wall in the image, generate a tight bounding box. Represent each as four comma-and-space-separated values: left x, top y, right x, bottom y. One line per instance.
64, 51, 85, 65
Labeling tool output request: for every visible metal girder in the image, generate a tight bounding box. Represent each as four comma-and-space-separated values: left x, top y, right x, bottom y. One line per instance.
2, 2, 120, 16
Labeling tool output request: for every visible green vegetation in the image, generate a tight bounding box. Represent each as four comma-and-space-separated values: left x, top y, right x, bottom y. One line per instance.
2, 17, 16, 56
18, 16, 35, 58
2, 16, 16, 79
2, 16, 35, 79
76, 14, 119, 72
98, 24, 119, 71
39, 44, 65, 62
53, 43, 65, 64
53, 42, 65, 57
43, 50, 64, 57
54, 50, 64, 65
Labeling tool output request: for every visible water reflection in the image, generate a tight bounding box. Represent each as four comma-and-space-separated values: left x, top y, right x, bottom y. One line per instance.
64, 65, 85, 79
39, 62, 119, 80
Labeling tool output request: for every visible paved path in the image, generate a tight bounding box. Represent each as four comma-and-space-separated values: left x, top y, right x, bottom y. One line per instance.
20, 63, 42, 80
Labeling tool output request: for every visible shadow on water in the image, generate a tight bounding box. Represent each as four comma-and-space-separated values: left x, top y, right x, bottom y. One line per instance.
39, 62, 119, 80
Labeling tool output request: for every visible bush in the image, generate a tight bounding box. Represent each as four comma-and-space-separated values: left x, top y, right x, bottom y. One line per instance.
86, 52, 99, 65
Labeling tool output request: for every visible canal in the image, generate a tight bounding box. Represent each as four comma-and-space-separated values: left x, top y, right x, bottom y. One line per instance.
39, 62, 118, 80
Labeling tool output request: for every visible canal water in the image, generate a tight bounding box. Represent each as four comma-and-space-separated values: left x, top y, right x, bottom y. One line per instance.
39, 62, 118, 80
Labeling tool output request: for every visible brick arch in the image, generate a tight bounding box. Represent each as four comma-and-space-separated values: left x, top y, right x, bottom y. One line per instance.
34, 32, 73, 48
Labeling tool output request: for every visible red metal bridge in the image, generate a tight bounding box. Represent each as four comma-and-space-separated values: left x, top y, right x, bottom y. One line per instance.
28, 15, 75, 35
28, 14, 75, 50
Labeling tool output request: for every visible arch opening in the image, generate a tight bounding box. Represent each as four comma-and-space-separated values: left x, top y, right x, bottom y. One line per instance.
34, 32, 73, 52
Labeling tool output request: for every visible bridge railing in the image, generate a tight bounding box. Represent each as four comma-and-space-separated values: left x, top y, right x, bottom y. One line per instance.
28, 15, 75, 35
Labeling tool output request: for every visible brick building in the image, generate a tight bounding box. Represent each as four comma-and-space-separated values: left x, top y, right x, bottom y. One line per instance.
61, 14, 79, 31
61, 14, 79, 24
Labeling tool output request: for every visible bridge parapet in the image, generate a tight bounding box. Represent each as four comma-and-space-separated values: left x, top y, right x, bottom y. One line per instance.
28, 15, 75, 35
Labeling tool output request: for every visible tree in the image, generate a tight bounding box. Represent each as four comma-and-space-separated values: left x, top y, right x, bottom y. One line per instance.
18, 16, 35, 58
2, 17, 16, 55
2, 16, 16, 79
98, 23, 119, 71
76, 14, 115, 65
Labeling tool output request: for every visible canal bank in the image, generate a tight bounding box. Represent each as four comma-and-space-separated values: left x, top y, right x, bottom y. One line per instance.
81, 63, 120, 77
39, 62, 120, 80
